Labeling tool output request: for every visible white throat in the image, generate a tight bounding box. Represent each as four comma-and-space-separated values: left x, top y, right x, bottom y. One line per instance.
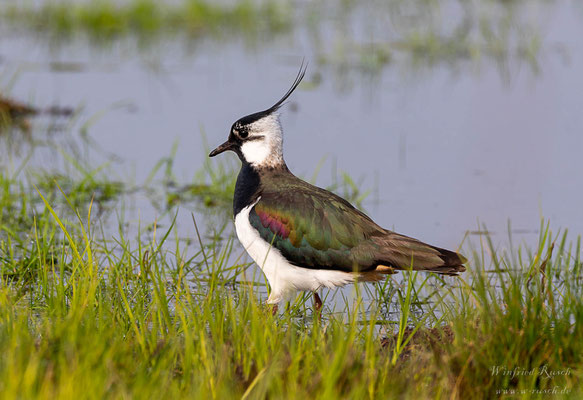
240, 114, 284, 168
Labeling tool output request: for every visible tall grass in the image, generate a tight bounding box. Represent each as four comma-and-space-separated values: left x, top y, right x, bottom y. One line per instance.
1, 154, 581, 398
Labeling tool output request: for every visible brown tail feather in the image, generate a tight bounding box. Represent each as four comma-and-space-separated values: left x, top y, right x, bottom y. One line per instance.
372, 232, 466, 276
426, 245, 467, 276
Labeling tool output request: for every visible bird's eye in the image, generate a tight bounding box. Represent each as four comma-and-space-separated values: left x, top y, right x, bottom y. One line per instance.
239, 129, 248, 139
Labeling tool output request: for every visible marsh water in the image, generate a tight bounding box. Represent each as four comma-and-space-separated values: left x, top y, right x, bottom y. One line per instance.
1, 0, 582, 270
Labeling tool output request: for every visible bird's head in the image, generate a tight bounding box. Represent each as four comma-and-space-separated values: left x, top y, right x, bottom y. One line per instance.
209, 64, 306, 169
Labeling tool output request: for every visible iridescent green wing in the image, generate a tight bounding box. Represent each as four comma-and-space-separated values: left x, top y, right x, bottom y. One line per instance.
249, 182, 384, 271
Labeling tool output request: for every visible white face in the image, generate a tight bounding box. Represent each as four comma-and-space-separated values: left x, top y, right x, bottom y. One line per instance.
239, 114, 285, 168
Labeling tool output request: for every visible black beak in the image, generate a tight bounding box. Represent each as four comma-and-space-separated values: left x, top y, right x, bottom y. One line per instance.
209, 140, 234, 157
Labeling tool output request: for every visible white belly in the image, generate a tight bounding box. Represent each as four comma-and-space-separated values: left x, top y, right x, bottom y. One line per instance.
234, 198, 357, 304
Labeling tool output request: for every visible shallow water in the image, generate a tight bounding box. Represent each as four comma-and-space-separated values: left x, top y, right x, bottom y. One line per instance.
1, 0, 582, 256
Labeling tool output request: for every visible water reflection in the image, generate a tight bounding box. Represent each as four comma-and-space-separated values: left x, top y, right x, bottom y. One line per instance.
0, 0, 564, 81
305, 0, 560, 84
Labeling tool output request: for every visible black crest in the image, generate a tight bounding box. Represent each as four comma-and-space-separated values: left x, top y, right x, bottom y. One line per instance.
235, 61, 307, 128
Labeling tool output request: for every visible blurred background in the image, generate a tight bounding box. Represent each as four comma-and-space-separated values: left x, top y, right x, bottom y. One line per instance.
1, 0, 582, 251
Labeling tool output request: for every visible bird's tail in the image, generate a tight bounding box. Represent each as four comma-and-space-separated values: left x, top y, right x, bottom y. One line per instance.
373, 232, 467, 276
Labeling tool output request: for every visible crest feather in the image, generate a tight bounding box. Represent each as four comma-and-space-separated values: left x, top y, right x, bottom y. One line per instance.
263, 61, 307, 114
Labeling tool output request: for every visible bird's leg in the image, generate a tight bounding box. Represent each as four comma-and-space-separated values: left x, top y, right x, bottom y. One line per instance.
271, 303, 279, 316
313, 292, 323, 313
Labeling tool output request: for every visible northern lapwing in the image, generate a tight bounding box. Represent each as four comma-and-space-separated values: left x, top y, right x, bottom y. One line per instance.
209, 65, 466, 311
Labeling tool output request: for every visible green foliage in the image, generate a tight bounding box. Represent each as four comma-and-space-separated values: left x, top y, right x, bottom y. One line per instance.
0, 112, 580, 398
0, 0, 549, 79
2, 0, 292, 40
1, 164, 582, 397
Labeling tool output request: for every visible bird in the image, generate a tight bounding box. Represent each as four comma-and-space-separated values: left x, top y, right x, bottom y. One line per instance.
209, 64, 466, 312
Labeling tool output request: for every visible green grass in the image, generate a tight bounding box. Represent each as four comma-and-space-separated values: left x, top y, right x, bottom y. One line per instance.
0, 1, 578, 394
2, 0, 292, 41
0, 0, 550, 78
1, 143, 582, 398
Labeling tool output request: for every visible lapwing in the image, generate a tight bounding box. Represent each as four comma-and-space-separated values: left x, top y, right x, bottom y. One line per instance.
209, 65, 466, 311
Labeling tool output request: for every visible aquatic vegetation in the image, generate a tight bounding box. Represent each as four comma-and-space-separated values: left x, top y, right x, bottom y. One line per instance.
309, 0, 553, 79
0, 172, 581, 397
0, 90, 76, 140
34, 172, 124, 208
0, 0, 581, 393
2, 0, 292, 40
1, 128, 582, 397
0, 0, 560, 78
0, 95, 37, 133
0, 95, 38, 119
